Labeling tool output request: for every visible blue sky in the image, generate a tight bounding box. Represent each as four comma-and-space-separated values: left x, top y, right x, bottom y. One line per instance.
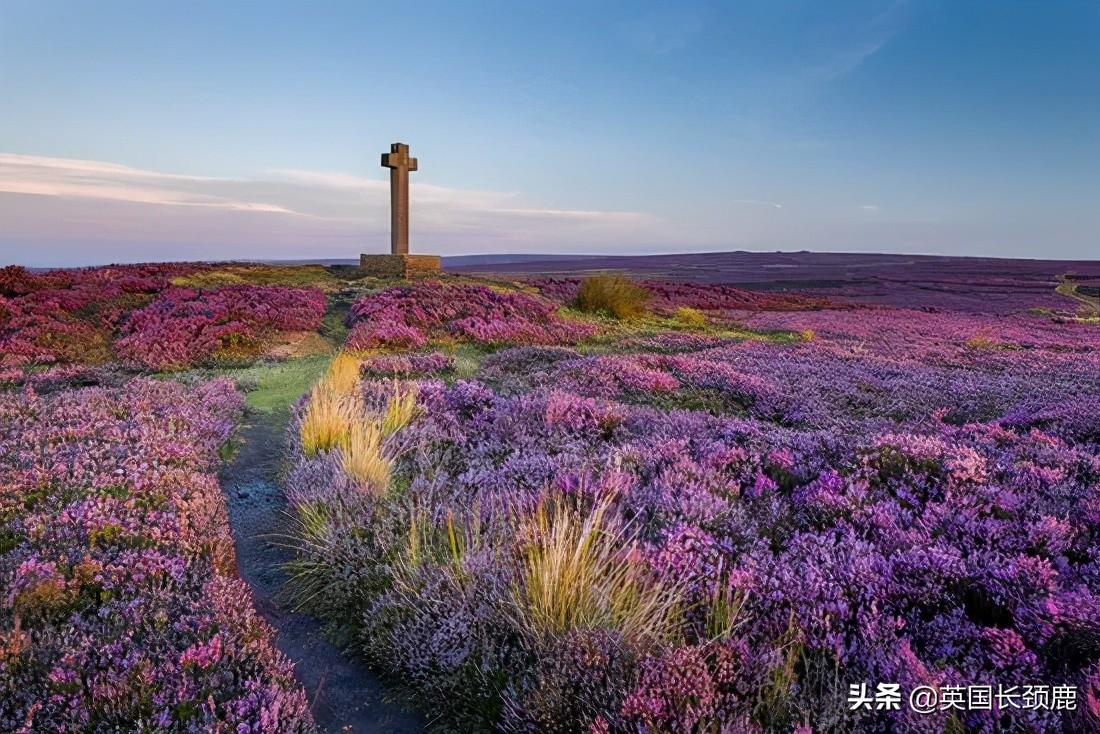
1, 0, 1097, 266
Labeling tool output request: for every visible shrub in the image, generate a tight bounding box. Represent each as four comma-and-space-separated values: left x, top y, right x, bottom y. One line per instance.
674, 306, 707, 328
346, 321, 428, 351
574, 275, 650, 320
346, 281, 595, 348
360, 352, 454, 377
117, 285, 325, 370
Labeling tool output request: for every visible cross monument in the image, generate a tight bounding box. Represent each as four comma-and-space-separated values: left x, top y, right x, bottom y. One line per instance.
381, 142, 417, 255
360, 141, 441, 278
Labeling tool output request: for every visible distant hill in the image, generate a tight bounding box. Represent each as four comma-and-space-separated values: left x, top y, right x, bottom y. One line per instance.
448, 250, 1100, 314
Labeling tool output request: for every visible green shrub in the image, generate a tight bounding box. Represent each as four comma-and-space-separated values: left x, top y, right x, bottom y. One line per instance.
574, 275, 649, 320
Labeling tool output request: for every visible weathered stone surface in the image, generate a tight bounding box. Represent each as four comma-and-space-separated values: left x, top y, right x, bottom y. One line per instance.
365, 142, 438, 279
359, 253, 441, 279
381, 142, 417, 256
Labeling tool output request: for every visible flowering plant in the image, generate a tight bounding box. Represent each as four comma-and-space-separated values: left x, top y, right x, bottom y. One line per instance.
0, 379, 314, 732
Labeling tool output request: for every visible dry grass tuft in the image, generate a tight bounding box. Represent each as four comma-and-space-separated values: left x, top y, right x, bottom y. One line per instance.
299, 383, 356, 456
574, 275, 650, 320
381, 384, 420, 436
341, 420, 390, 489
325, 353, 362, 395
298, 353, 370, 455
965, 334, 1000, 350
512, 495, 683, 645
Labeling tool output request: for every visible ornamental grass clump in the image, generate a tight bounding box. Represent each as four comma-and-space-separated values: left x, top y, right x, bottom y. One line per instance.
341, 419, 389, 490
512, 495, 684, 646
574, 274, 650, 320
299, 383, 357, 456
325, 352, 362, 394
340, 383, 419, 491
381, 383, 420, 436
299, 354, 372, 456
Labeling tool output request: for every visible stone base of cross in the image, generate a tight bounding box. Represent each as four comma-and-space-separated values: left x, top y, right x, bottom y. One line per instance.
359, 253, 441, 279
360, 142, 441, 279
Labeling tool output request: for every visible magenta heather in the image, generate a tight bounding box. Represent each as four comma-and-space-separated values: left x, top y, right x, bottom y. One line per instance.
285, 296, 1100, 732
345, 280, 595, 349
0, 378, 314, 732
0, 264, 327, 371
361, 351, 454, 376
117, 285, 326, 370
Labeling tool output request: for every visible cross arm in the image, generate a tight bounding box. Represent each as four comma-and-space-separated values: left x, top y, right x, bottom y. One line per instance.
381, 153, 418, 171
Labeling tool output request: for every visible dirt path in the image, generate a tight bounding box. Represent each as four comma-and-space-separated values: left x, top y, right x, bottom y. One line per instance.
220, 408, 425, 734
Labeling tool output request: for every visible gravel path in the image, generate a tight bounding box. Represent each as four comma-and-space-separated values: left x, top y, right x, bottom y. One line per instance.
220, 409, 425, 734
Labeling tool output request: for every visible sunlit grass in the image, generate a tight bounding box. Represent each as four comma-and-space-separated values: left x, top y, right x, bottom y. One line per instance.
341, 419, 390, 490
673, 306, 708, 328
299, 382, 356, 456
173, 354, 331, 413
325, 353, 362, 395
381, 383, 420, 436
171, 264, 343, 290
512, 494, 683, 646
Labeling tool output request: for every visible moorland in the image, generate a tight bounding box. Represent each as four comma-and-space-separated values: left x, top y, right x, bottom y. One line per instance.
1, 255, 1098, 733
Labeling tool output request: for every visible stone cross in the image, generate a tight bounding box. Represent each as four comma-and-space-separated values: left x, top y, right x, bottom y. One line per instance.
381, 142, 418, 255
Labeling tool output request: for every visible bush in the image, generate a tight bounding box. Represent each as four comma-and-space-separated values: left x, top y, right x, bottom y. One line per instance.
674, 306, 707, 328
574, 275, 650, 320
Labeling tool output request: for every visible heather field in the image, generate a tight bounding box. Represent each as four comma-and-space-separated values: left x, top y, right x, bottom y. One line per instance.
449, 251, 1100, 316
3, 260, 1100, 732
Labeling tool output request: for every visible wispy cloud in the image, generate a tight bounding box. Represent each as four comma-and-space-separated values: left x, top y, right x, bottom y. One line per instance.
0, 153, 658, 264
860, 204, 879, 211
0, 153, 301, 214
810, 0, 914, 81
731, 198, 783, 209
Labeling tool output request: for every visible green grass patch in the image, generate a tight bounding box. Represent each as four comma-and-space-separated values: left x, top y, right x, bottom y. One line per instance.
170, 355, 333, 413
562, 307, 794, 353
171, 264, 345, 291
440, 342, 491, 380
239, 355, 332, 412
320, 310, 349, 345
